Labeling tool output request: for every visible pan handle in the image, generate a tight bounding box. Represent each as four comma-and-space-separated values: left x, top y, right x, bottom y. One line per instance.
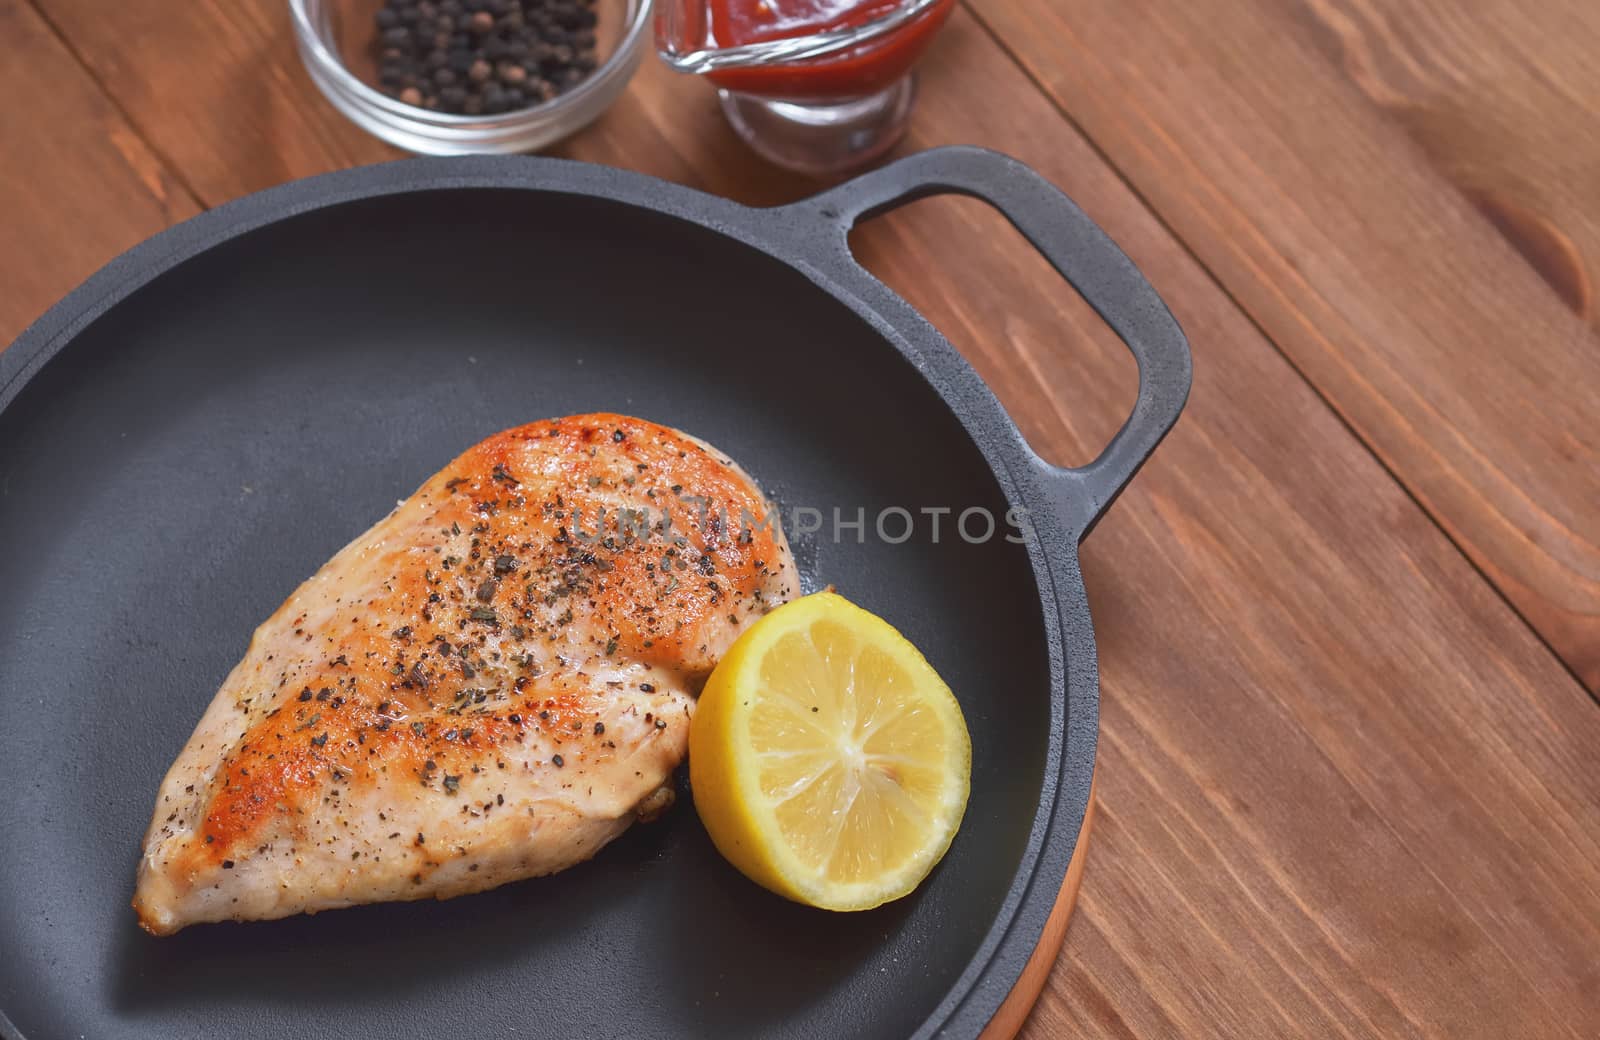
782, 146, 1192, 539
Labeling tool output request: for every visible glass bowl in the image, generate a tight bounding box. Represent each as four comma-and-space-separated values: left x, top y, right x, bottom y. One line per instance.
291, 0, 651, 155
655, 0, 952, 174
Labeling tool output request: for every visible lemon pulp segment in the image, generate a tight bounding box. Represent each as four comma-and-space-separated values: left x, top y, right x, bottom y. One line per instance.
689, 592, 971, 910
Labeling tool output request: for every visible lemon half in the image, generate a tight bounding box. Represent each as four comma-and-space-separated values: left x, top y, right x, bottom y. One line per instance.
690, 591, 971, 910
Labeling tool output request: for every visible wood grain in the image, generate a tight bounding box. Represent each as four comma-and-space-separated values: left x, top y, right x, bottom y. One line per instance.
8, 2, 1600, 1037
968, 0, 1600, 692
848, 34, 1600, 1030
0, 0, 198, 345
26, 0, 397, 203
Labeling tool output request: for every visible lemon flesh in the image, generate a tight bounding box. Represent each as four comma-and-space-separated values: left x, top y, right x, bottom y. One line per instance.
689, 592, 971, 910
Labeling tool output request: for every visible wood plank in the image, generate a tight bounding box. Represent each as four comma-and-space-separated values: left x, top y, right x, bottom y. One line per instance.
0, 0, 199, 345
967, 0, 1600, 692
846, 26, 1600, 1034
18, 1, 1600, 1035
26, 0, 398, 202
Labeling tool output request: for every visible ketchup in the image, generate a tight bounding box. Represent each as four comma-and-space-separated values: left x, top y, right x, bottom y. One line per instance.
700, 0, 955, 99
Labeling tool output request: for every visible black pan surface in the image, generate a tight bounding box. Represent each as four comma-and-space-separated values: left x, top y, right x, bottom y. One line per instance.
0, 149, 1189, 1039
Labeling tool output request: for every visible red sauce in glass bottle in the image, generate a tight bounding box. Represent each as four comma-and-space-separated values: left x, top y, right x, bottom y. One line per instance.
700, 0, 955, 99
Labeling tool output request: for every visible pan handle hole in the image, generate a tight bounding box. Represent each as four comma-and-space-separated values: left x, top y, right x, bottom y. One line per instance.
847, 195, 1137, 471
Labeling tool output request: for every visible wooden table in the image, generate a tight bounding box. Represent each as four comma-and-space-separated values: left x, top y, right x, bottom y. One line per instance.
5, 0, 1598, 1035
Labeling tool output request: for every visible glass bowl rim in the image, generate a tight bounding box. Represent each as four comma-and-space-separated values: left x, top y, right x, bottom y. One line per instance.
655, 0, 945, 75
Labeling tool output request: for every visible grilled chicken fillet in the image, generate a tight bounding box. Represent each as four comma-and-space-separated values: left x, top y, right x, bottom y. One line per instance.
134, 414, 797, 935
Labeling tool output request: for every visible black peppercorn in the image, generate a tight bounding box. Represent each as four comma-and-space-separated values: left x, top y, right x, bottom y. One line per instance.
375, 0, 599, 112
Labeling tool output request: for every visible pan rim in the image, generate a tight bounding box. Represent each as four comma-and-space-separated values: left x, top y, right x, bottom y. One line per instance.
0, 154, 1096, 1040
